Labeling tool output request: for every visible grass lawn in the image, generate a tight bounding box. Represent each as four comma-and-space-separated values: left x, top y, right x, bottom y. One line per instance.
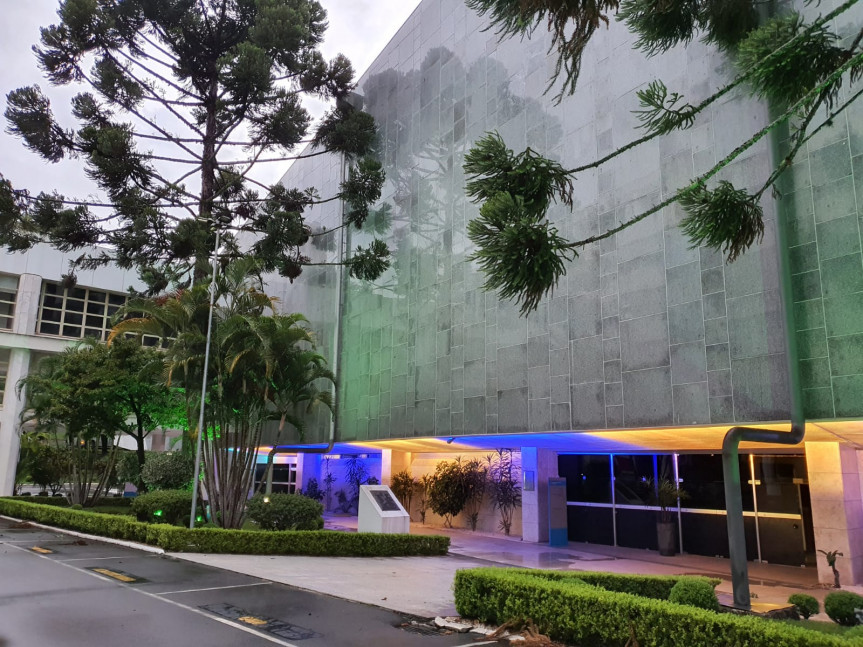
779, 619, 859, 637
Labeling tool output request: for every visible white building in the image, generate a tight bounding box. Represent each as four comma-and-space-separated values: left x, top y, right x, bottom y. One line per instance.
0, 244, 146, 494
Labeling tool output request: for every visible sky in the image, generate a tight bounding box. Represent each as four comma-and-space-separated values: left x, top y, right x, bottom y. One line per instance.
0, 0, 423, 203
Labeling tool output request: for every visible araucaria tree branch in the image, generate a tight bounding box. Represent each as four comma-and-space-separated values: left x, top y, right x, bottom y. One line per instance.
1, 0, 392, 292
464, 0, 863, 315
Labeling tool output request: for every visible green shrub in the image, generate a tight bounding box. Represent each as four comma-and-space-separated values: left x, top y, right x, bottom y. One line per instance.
8, 496, 133, 507
140, 452, 194, 491
454, 568, 856, 647
788, 593, 820, 619
69, 503, 83, 511
0, 498, 450, 557
824, 591, 863, 626
246, 493, 323, 531
668, 578, 719, 612
0, 498, 148, 543
131, 490, 193, 525
518, 569, 719, 601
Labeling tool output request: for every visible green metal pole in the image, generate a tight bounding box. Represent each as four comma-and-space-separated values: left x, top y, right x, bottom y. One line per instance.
721, 27, 806, 605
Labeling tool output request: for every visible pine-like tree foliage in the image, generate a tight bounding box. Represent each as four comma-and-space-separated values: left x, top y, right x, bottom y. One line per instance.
467, 192, 575, 315
617, 0, 700, 55
463, 0, 863, 315
737, 13, 846, 108
635, 80, 698, 134
464, 132, 574, 214
465, 0, 621, 99
679, 181, 764, 263
1, 0, 390, 291
618, 0, 758, 55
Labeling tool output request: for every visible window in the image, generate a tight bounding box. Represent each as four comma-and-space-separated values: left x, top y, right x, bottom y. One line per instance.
0, 348, 9, 406
37, 282, 127, 341
0, 275, 16, 330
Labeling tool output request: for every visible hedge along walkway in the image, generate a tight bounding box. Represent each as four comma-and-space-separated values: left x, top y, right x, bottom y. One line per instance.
0, 498, 449, 557
454, 568, 863, 647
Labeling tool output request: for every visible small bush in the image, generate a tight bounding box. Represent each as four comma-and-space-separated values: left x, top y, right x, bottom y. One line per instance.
788, 593, 820, 619
668, 578, 720, 612
300, 478, 324, 502
140, 452, 194, 491
824, 591, 863, 626
69, 503, 83, 511
246, 493, 323, 531
131, 490, 193, 525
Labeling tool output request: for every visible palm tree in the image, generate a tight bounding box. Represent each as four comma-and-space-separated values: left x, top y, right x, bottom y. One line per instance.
111, 259, 335, 528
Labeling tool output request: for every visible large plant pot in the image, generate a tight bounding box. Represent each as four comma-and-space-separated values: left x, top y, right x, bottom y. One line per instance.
657, 520, 678, 556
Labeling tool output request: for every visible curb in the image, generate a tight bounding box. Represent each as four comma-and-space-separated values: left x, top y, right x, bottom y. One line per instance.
0, 514, 165, 554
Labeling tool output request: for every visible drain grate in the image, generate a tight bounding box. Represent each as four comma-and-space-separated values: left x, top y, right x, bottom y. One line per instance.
401, 622, 443, 637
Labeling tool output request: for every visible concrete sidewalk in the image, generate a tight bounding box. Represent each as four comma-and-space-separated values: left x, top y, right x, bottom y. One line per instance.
171, 517, 836, 621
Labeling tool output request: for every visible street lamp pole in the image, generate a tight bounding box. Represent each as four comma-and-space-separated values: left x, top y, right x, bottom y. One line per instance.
189, 225, 222, 529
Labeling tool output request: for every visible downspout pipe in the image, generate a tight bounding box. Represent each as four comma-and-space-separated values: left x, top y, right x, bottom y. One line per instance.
721, 89, 805, 609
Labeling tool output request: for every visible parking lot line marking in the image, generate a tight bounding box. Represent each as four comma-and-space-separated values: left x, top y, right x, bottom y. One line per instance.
6, 543, 299, 647
59, 556, 146, 562
31, 546, 53, 554
92, 568, 136, 583
157, 582, 272, 595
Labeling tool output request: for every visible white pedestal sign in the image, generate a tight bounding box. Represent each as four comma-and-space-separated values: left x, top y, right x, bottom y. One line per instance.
358, 485, 410, 534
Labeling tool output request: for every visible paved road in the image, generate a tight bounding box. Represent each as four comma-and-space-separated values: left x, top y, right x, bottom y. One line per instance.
0, 518, 487, 647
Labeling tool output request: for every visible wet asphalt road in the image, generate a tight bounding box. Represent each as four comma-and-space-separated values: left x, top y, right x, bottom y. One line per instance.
0, 518, 487, 647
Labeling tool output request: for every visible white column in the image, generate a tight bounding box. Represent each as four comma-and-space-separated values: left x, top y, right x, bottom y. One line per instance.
521, 447, 559, 543
381, 450, 412, 485
13, 274, 42, 336
805, 442, 863, 586
0, 348, 32, 495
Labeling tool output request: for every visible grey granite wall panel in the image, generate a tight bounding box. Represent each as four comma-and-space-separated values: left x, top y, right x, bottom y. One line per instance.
275, 0, 863, 441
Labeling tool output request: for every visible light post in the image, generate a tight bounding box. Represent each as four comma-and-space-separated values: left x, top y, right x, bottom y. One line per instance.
189, 218, 225, 529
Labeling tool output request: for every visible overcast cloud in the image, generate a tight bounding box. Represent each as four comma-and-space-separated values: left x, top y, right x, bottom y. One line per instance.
0, 0, 422, 204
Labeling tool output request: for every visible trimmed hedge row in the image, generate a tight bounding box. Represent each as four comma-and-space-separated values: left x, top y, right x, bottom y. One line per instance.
514, 568, 720, 600
8, 496, 134, 508
0, 498, 449, 557
454, 568, 863, 647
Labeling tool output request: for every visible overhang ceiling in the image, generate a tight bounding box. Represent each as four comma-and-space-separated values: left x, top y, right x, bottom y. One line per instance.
317, 420, 863, 455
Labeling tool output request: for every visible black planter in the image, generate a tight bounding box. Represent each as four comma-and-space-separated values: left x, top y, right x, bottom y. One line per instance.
657, 520, 678, 556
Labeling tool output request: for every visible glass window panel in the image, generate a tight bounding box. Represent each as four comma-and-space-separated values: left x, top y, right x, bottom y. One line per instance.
0, 316, 11, 329
678, 454, 753, 511
613, 455, 655, 505
62, 325, 82, 337
44, 283, 60, 295
40, 322, 60, 335
106, 305, 120, 316
0, 347, 9, 402
65, 299, 85, 313
43, 296, 65, 309
84, 328, 104, 339
558, 454, 612, 503
41, 309, 62, 323
753, 455, 806, 515
85, 314, 105, 327
0, 290, 15, 301
108, 294, 126, 306
88, 290, 106, 302
87, 301, 106, 314
63, 312, 83, 326
70, 288, 86, 300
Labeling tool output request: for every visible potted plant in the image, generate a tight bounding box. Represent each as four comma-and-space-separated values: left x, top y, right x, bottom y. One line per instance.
646, 478, 687, 556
